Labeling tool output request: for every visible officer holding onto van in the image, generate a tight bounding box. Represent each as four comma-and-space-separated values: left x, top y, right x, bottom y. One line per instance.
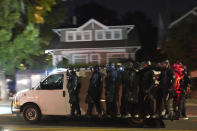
138, 61, 155, 118
159, 60, 175, 118
67, 68, 81, 117
86, 66, 103, 117
178, 66, 191, 119
120, 62, 138, 118
105, 63, 120, 117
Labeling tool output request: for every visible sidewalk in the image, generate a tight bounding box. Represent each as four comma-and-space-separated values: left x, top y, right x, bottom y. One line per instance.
0, 99, 12, 106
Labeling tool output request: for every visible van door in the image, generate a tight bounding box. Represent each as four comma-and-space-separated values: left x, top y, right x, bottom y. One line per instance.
38, 73, 70, 115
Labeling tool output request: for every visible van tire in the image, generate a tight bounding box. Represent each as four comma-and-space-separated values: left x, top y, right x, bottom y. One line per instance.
23, 104, 41, 123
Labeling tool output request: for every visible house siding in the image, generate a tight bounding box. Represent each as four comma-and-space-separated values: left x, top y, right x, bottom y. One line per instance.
122, 28, 127, 39
60, 31, 66, 42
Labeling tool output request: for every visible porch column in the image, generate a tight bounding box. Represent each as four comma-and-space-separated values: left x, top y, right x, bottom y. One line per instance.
52, 55, 63, 67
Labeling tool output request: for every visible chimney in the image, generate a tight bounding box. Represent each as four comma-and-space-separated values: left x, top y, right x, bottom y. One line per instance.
72, 16, 77, 25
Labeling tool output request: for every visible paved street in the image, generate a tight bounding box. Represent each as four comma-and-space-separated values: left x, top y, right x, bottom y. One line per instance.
0, 103, 197, 131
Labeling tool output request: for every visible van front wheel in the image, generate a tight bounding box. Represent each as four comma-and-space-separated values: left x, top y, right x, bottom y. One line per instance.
23, 104, 41, 123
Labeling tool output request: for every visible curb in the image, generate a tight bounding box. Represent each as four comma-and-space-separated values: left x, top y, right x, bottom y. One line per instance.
0, 114, 13, 117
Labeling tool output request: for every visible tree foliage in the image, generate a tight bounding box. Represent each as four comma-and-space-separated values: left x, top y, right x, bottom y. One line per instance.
122, 12, 158, 62
0, 0, 41, 75
39, 1, 68, 46
25, 0, 56, 24
163, 16, 197, 71
0, 0, 65, 75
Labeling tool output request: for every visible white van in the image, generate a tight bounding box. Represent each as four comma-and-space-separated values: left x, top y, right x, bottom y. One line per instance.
11, 68, 148, 125
11, 68, 83, 123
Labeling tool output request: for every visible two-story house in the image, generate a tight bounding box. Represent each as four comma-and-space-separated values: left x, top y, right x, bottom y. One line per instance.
45, 18, 141, 66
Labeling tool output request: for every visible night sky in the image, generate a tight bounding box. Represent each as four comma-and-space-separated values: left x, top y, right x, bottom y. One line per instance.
66, 0, 197, 26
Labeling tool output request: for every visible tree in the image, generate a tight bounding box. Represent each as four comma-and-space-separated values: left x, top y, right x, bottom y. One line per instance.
0, 0, 38, 75
39, 1, 68, 46
24, 0, 56, 24
0, 0, 63, 75
163, 16, 197, 71
122, 12, 158, 62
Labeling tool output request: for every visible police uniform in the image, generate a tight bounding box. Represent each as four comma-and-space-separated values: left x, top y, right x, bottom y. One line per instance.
159, 63, 175, 117
86, 66, 103, 117
138, 63, 155, 118
67, 69, 81, 116
105, 63, 120, 117
120, 63, 138, 117
178, 70, 191, 118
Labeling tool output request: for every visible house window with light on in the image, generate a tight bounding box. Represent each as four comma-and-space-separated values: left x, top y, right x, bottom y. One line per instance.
90, 54, 100, 64
107, 53, 128, 63
95, 29, 122, 41
67, 32, 74, 41
72, 54, 88, 64
66, 31, 92, 42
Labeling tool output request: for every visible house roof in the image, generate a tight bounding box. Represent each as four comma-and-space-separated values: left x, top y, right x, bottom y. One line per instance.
77, 18, 108, 30
46, 27, 140, 51
169, 6, 197, 28
46, 18, 140, 51
53, 18, 134, 37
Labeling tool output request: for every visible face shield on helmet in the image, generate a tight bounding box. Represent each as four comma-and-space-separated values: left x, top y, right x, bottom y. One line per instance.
93, 66, 99, 72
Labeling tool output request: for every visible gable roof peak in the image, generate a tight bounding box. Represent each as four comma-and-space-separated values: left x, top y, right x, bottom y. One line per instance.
77, 18, 108, 31
169, 6, 197, 29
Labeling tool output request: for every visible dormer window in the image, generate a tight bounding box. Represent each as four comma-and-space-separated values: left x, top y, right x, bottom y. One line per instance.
76, 32, 82, 40
95, 29, 122, 41
97, 31, 103, 40
114, 30, 121, 39
105, 31, 112, 39
66, 31, 92, 42
67, 32, 74, 41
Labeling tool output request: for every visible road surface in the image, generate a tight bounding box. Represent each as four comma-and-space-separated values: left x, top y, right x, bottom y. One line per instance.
0, 104, 197, 131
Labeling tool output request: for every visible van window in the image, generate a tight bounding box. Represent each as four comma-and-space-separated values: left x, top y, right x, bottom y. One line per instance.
41, 74, 64, 90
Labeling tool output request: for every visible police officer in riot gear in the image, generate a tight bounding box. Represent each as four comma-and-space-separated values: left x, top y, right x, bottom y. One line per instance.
159, 60, 175, 118
172, 62, 191, 119
120, 62, 138, 118
67, 68, 81, 117
178, 67, 191, 119
105, 63, 120, 117
138, 60, 156, 118
86, 66, 103, 117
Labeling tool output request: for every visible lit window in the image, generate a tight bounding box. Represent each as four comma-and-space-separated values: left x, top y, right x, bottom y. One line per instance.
66, 31, 92, 42
73, 54, 88, 64
105, 31, 111, 39
90, 54, 100, 64
95, 29, 122, 41
67, 32, 74, 41
76, 32, 82, 40
114, 30, 121, 39
107, 53, 125, 63
84, 31, 91, 40
96, 31, 103, 40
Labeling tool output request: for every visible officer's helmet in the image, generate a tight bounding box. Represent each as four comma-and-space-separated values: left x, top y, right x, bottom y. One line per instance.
142, 60, 151, 67
111, 63, 115, 69
93, 66, 99, 72
164, 60, 170, 65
